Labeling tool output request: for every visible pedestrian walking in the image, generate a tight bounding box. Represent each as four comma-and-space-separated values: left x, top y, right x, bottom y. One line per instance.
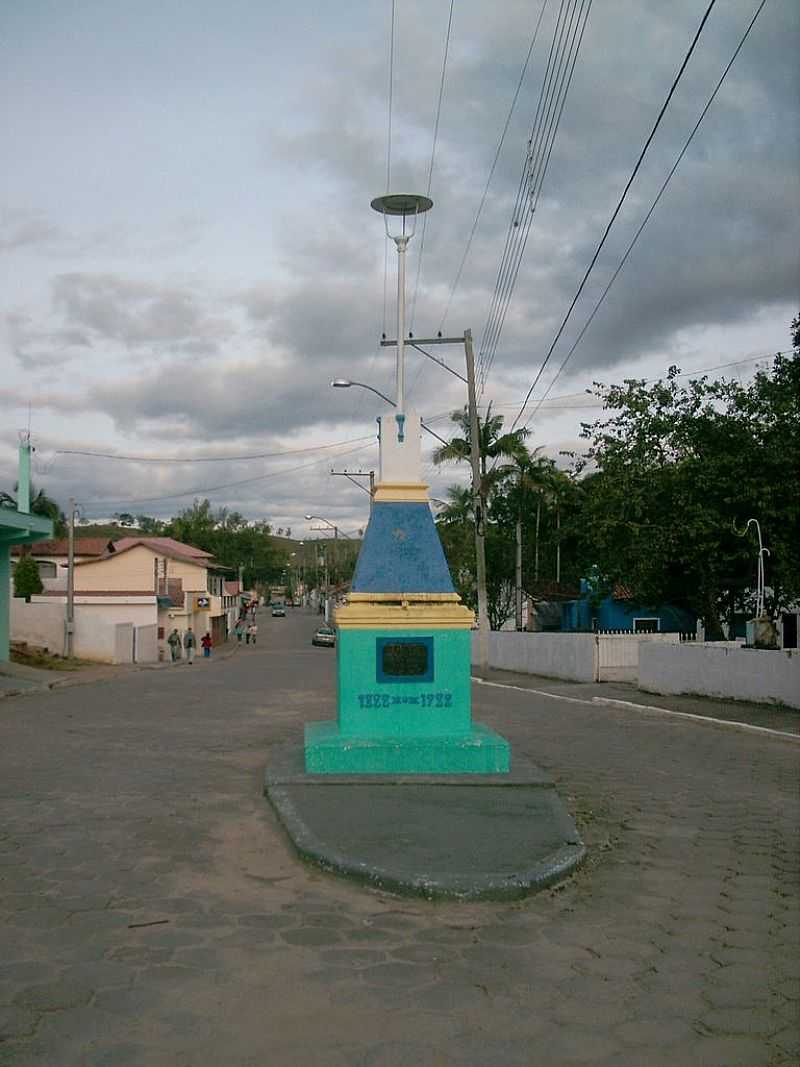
247, 621, 258, 645
167, 628, 181, 663
201, 632, 212, 658
245, 623, 251, 645
234, 619, 244, 643
183, 627, 196, 664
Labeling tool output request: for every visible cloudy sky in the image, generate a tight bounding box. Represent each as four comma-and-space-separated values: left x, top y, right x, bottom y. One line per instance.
2, 0, 797, 539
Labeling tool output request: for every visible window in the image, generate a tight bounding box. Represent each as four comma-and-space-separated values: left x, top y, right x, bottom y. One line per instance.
633, 617, 660, 634
37, 561, 57, 578
376, 637, 434, 683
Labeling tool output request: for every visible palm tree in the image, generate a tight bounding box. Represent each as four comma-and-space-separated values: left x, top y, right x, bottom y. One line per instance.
432, 404, 529, 499
434, 485, 473, 525
0, 482, 66, 538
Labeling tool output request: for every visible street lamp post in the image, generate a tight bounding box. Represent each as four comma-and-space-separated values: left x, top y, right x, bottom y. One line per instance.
331, 380, 449, 447
370, 194, 432, 416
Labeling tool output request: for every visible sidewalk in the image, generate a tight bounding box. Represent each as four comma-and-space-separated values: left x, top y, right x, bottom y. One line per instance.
0, 640, 241, 701
473, 667, 800, 737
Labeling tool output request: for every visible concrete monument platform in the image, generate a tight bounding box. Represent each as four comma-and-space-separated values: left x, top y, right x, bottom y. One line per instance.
265, 743, 586, 901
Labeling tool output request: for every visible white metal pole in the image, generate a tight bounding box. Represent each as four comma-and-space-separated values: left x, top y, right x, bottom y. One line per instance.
395, 236, 409, 415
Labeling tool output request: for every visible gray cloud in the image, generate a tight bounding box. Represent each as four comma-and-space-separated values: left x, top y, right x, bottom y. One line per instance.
1, 0, 796, 534
51, 273, 234, 351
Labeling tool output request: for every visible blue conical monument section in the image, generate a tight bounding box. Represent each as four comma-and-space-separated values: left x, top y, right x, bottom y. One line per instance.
351, 502, 455, 595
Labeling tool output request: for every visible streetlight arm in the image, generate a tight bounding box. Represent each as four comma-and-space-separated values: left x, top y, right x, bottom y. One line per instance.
331, 379, 447, 445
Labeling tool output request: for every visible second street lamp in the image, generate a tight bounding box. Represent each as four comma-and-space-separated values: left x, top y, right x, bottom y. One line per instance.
330, 380, 449, 447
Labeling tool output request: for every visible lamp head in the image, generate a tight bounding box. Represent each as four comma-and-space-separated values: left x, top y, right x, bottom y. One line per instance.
331, 379, 352, 388
304, 514, 313, 521
370, 193, 433, 239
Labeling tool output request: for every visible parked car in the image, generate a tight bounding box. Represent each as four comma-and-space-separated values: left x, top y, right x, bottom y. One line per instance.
271, 604, 286, 618
312, 625, 336, 647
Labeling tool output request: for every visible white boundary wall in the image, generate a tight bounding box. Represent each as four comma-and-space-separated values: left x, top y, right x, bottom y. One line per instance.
472, 631, 598, 682
472, 631, 683, 683
640, 642, 800, 708
10, 599, 158, 664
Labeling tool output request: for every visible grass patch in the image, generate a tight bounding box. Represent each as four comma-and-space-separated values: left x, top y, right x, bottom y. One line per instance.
10, 645, 93, 672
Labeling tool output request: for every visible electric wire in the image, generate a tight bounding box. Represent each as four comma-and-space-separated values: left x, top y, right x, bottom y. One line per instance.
522, 0, 770, 428
76, 440, 377, 513
477, 0, 571, 388
479, 0, 593, 394
439, 0, 550, 339
510, 0, 721, 432
54, 434, 375, 464
409, 0, 454, 339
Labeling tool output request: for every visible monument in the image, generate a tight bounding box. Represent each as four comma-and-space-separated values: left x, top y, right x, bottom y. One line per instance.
304, 194, 510, 775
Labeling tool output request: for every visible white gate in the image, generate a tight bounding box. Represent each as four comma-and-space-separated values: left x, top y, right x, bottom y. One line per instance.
596, 632, 681, 682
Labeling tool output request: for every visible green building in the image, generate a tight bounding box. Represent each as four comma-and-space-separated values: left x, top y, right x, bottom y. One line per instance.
0, 442, 54, 662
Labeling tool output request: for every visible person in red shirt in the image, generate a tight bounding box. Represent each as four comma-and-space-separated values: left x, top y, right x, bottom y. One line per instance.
201, 632, 212, 658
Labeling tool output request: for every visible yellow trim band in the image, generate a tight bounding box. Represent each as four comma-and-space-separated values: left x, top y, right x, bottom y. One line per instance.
373, 481, 430, 503
347, 592, 461, 603
336, 600, 474, 630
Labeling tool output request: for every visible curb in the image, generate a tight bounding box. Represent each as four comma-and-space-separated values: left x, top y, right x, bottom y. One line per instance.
473, 676, 799, 744
266, 779, 586, 902
590, 696, 800, 743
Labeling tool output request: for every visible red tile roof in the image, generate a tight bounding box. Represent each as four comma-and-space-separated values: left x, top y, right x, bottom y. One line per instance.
114, 537, 213, 559
11, 538, 111, 558
224, 581, 241, 595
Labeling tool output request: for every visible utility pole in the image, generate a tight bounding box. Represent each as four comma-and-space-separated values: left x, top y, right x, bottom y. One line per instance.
464, 329, 490, 676
66, 498, 75, 658
330, 469, 375, 509
378, 329, 491, 674
515, 506, 523, 631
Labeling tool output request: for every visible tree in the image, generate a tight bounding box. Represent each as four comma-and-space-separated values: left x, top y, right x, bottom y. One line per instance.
432, 404, 529, 496
135, 515, 166, 535
432, 405, 529, 629
574, 344, 799, 636
0, 483, 66, 538
14, 555, 43, 601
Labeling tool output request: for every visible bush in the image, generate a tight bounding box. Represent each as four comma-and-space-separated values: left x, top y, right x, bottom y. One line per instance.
14, 555, 43, 601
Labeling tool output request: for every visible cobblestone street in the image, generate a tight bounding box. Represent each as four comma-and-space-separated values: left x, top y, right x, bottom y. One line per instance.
1, 611, 798, 1066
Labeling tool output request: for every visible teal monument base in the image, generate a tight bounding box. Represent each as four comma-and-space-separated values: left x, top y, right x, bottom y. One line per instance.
304, 720, 510, 775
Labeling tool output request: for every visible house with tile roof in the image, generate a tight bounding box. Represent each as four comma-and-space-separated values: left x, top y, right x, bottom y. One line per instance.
11, 536, 239, 663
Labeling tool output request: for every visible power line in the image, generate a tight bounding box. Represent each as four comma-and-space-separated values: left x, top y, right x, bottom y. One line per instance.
477, 0, 572, 386
77, 440, 377, 513
54, 434, 375, 464
386, 0, 395, 194
523, 0, 771, 428
511, 0, 721, 432
478, 0, 593, 393
409, 0, 454, 337
437, 0, 550, 336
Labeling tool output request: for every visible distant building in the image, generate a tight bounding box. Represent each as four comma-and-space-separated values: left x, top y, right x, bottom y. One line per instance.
561, 578, 696, 634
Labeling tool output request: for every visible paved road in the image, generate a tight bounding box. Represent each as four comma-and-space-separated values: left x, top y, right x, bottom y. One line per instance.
1, 609, 798, 1066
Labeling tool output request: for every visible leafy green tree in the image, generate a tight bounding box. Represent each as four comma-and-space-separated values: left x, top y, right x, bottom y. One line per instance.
135, 515, 166, 535
574, 346, 799, 635
13, 555, 43, 601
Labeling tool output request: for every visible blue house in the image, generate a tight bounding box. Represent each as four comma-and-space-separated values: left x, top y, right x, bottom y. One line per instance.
561, 578, 696, 634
